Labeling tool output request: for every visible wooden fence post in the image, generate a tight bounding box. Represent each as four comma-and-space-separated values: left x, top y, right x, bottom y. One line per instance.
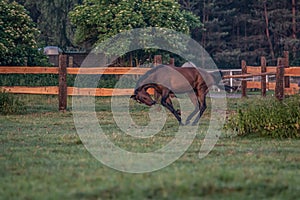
59, 55, 68, 111
169, 58, 175, 66
275, 58, 284, 101
154, 55, 162, 67
261, 56, 267, 97
68, 56, 73, 68
241, 60, 247, 98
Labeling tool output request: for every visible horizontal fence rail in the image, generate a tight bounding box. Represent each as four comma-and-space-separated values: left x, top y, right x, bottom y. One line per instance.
0, 67, 59, 74
0, 66, 150, 75
1, 86, 156, 97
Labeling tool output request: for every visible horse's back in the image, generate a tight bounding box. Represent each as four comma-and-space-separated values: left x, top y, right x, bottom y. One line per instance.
138, 65, 215, 92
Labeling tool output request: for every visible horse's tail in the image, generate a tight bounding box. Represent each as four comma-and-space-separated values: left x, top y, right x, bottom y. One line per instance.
209, 70, 223, 84
209, 70, 236, 92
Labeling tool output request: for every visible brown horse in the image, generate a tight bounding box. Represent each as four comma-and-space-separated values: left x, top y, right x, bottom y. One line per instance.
130, 65, 224, 125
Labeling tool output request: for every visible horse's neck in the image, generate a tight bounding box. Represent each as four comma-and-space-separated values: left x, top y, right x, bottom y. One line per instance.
139, 83, 159, 91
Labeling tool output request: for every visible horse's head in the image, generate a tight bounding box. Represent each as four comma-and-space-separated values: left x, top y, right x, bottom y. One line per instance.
131, 87, 156, 106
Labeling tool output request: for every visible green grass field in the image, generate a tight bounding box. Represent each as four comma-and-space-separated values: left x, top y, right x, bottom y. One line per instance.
0, 95, 299, 199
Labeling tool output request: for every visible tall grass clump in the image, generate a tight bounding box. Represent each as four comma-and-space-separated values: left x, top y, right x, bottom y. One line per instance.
0, 90, 26, 114
225, 96, 300, 138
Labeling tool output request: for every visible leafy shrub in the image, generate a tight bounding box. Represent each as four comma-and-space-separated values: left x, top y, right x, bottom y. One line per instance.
0, 90, 26, 114
0, 74, 126, 88
0, 74, 58, 86
225, 96, 300, 138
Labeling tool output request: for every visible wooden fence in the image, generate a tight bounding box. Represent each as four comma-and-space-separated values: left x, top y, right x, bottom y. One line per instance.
223, 51, 300, 100
0, 55, 153, 111
1, 53, 300, 110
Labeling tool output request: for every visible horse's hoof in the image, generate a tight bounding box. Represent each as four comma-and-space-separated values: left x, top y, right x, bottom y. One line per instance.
191, 122, 198, 126
179, 122, 184, 126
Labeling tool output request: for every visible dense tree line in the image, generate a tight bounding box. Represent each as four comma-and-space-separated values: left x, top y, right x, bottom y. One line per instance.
180, 0, 300, 67
7, 0, 300, 67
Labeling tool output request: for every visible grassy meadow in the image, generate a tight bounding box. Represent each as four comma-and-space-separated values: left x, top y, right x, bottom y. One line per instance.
0, 94, 299, 199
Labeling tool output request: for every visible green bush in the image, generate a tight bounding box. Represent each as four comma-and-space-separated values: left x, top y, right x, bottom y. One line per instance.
0, 90, 26, 114
0, 74, 135, 88
0, 74, 58, 86
225, 96, 300, 138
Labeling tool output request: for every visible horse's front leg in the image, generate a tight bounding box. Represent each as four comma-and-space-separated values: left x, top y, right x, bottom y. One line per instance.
186, 108, 199, 125
154, 90, 160, 103
161, 96, 183, 125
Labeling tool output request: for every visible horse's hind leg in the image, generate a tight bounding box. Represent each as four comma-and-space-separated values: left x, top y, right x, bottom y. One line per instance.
191, 90, 208, 126
185, 92, 200, 125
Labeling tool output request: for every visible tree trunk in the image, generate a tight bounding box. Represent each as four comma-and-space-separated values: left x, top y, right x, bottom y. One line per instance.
201, 0, 207, 47
292, 0, 297, 58
263, 1, 275, 60
292, 0, 297, 39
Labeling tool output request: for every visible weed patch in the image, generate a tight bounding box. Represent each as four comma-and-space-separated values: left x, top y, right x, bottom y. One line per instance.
0, 90, 26, 114
225, 96, 300, 138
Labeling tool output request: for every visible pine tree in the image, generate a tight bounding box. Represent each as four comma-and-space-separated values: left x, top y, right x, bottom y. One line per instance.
12, 0, 83, 49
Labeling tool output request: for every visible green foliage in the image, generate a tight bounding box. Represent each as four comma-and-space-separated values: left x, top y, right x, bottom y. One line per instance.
69, 0, 202, 65
225, 96, 300, 138
9, 0, 300, 67
69, 0, 202, 47
0, 0, 47, 66
0, 90, 26, 114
